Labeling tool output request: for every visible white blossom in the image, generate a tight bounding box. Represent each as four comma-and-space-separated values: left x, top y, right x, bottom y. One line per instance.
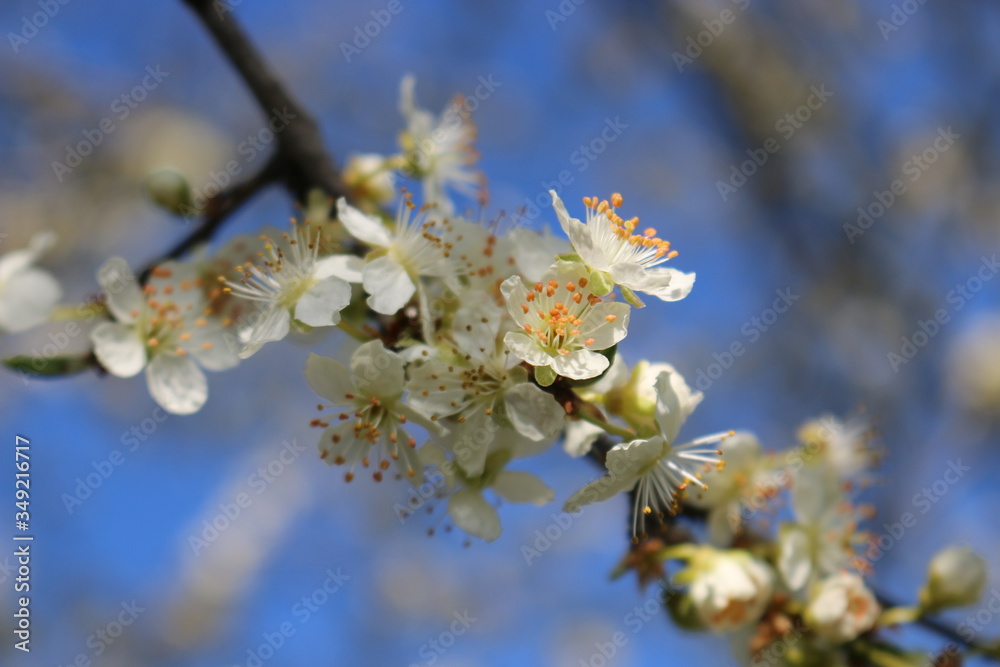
551, 191, 694, 305
564, 366, 731, 536
418, 426, 554, 542
500, 261, 630, 381
777, 465, 867, 592
305, 341, 432, 482
90, 258, 238, 414
688, 549, 775, 632
337, 196, 456, 316
406, 298, 564, 476
225, 222, 358, 358
399, 75, 483, 213
685, 432, 773, 546
0, 231, 61, 333
804, 573, 879, 642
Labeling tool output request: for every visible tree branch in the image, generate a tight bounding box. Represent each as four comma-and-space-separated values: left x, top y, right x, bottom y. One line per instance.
180, 0, 347, 201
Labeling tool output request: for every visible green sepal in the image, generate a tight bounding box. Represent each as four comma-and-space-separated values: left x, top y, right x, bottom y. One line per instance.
5, 354, 93, 378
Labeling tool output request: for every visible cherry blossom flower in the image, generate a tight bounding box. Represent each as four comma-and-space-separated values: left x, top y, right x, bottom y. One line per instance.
564, 366, 732, 537
225, 221, 359, 358
551, 191, 695, 305
687, 549, 775, 632
777, 465, 869, 592
398, 75, 483, 213
804, 573, 879, 642
406, 299, 564, 476
305, 341, 432, 482
90, 258, 238, 414
500, 261, 630, 382
418, 425, 554, 542
337, 196, 457, 317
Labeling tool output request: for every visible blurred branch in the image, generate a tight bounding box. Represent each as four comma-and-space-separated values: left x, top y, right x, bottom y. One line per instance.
180, 0, 347, 201
138, 153, 282, 282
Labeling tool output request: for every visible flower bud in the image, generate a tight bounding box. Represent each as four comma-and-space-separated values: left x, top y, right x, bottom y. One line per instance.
920, 545, 987, 611
804, 573, 879, 642
344, 152, 395, 205
143, 168, 193, 216
687, 548, 774, 632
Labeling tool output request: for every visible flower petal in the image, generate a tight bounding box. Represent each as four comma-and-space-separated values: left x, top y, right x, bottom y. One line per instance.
336, 198, 392, 247
778, 525, 812, 591
503, 331, 554, 367
448, 488, 501, 542
610, 263, 696, 302
294, 276, 351, 327
146, 353, 208, 415
313, 254, 364, 283
577, 301, 631, 350
504, 382, 565, 440
550, 191, 606, 270
563, 419, 605, 457
350, 340, 405, 398
363, 255, 415, 315
605, 437, 663, 479
549, 349, 609, 380
653, 367, 703, 444
305, 353, 355, 403
492, 470, 554, 506
563, 475, 632, 514
91, 322, 146, 377
97, 258, 143, 324
0, 268, 61, 332
237, 305, 290, 358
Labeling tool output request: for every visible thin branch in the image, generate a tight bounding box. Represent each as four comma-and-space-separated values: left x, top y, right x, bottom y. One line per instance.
180, 0, 347, 201
138, 154, 282, 282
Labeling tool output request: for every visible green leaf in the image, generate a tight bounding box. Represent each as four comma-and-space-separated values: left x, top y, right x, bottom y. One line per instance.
4, 354, 93, 378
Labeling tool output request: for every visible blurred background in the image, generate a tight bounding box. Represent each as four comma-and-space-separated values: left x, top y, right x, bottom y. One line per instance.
1, 0, 999, 665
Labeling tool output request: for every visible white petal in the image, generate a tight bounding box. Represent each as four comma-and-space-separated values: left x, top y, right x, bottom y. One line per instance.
304, 353, 355, 403
549, 349, 609, 380
406, 359, 466, 418
237, 305, 290, 358
503, 331, 554, 367
146, 353, 208, 415
563, 475, 632, 514
452, 298, 503, 356
294, 276, 351, 327
187, 328, 240, 371
336, 198, 392, 247
577, 301, 631, 350
504, 382, 564, 440
778, 526, 812, 591
563, 419, 605, 457
448, 488, 501, 542
0, 231, 56, 283
610, 263, 695, 302
97, 258, 143, 323
363, 256, 415, 315
653, 367, 703, 444
350, 340, 405, 398
91, 322, 146, 377
605, 437, 663, 480
498, 275, 531, 327
313, 254, 364, 283
0, 269, 61, 332
492, 471, 554, 506
550, 191, 606, 270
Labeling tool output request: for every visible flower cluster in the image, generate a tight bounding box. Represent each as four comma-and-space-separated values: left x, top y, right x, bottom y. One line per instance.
3, 76, 992, 667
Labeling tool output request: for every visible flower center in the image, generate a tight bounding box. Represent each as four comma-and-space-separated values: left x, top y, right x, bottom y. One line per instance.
583, 193, 679, 268
517, 274, 612, 356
